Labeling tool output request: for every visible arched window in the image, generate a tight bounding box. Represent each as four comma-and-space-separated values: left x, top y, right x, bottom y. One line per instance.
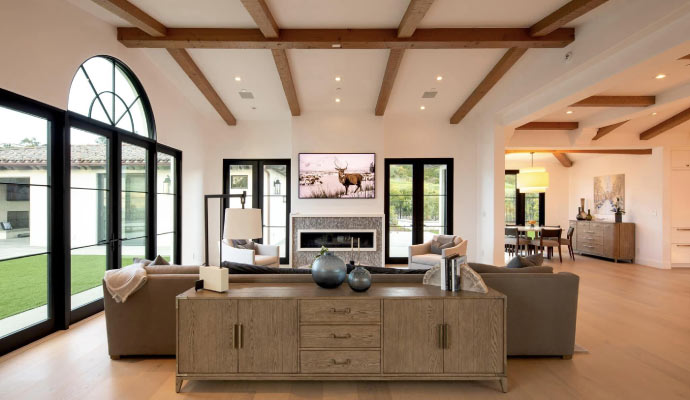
68, 56, 155, 138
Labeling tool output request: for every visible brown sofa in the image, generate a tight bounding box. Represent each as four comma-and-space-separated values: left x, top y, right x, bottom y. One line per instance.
103, 264, 578, 359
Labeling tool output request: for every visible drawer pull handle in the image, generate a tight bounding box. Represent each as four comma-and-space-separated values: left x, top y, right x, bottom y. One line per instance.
676, 244, 690, 247
330, 359, 351, 366
331, 333, 352, 339
330, 307, 351, 314
677, 228, 690, 231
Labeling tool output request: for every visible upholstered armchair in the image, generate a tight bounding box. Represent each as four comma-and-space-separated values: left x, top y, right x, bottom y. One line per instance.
408, 235, 468, 270
220, 240, 280, 267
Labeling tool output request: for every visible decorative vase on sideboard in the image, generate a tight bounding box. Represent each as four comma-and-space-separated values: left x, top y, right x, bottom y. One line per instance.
615, 212, 623, 223
311, 251, 346, 288
347, 265, 372, 292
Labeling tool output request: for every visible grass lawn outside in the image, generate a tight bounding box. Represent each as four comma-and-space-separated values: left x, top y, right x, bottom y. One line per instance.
0, 254, 139, 320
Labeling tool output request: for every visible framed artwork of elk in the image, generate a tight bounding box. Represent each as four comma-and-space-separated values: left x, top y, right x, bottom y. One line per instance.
298, 153, 375, 199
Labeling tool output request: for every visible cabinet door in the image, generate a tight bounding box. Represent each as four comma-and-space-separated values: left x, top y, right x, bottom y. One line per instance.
443, 299, 504, 374
383, 299, 443, 374
178, 299, 238, 374
238, 299, 298, 373
602, 223, 617, 259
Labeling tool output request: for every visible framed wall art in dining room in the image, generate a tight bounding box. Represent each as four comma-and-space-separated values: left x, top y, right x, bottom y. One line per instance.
298, 153, 375, 199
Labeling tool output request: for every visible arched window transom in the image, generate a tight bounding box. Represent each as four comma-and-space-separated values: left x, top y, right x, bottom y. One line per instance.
68, 56, 154, 138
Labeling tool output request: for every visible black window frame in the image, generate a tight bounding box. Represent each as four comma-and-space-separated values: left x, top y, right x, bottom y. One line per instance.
384, 158, 454, 265
505, 170, 545, 226
222, 159, 291, 265
1, 80, 181, 356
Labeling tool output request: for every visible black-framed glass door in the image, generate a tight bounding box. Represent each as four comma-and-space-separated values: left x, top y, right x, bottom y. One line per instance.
385, 158, 453, 264
505, 170, 545, 226
223, 159, 290, 265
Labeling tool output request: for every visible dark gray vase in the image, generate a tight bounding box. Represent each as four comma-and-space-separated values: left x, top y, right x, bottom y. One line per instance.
347, 266, 372, 292
311, 251, 346, 288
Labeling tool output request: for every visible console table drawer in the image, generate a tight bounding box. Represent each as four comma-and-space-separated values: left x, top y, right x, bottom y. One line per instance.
300, 300, 380, 323
578, 242, 603, 254
300, 350, 381, 374
300, 325, 380, 348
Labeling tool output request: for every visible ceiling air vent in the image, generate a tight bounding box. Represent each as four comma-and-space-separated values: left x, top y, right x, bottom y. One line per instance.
422, 91, 437, 98
239, 90, 254, 99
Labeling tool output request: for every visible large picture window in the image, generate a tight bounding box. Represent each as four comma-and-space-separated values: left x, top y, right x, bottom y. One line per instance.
0, 55, 181, 356
505, 170, 545, 226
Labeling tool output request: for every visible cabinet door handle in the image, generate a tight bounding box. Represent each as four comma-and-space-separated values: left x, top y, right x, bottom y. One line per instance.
438, 324, 444, 348
330, 359, 351, 366
238, 324, 244, 349
443, 324, 449, 349
233, 324, 239, 349
330, 307, 351, 314
331, 333, 352, 339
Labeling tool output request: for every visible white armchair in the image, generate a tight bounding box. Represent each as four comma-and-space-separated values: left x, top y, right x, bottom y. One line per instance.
408, 235, 467, 270
220, 239, 280, 267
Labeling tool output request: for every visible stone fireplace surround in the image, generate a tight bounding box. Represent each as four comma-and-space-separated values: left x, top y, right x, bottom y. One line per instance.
290, 213, 385, 268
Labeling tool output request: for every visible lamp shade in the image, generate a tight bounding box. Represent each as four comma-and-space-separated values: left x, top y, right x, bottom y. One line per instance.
517, 167, 549, 193
223, 208, 263, 240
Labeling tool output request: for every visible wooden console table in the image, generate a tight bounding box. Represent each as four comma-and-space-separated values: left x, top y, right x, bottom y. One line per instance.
569, 220, 635, 262
175, 283, 507, 393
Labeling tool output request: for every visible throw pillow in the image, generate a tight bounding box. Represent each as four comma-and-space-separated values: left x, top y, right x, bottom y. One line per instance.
150, 255, 170, 266
430, 236, 454, 255
231, 239, 255, 250
132, 257, 152, 266
506, 254, 544, 268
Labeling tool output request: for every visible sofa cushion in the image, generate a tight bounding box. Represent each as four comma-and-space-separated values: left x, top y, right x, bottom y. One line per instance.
506, 254, 544, 268
150, 255, 170, 266
469, 262, 552, 274
411, 254, 442, 266
144, 265, 200, 275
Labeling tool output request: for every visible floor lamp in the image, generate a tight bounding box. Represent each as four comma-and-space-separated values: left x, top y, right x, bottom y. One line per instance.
204, 191, 251, 266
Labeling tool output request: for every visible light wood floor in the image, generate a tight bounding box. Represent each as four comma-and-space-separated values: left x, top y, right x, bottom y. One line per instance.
1, 256, 689, 399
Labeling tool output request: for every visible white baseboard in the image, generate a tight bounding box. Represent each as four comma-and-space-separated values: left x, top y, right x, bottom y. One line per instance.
633, 257, 667, 269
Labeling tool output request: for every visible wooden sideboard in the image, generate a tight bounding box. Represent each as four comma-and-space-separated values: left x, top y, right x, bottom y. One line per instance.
175, 283, 507, 393
569, 220, 635, 262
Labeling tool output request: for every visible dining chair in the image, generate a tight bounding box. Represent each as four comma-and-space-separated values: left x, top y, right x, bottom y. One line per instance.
560, 226, 575, 261
531, 228, 563, 262
505, 227, 530, 257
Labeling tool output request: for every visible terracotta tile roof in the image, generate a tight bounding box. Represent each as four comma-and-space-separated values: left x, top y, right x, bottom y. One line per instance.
0, 145, 161, 166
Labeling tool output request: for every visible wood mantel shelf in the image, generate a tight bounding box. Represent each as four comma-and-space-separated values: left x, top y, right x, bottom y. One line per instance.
176, 282, 508, 393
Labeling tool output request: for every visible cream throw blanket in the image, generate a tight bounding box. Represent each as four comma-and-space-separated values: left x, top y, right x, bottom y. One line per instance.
104, 263, 148, 303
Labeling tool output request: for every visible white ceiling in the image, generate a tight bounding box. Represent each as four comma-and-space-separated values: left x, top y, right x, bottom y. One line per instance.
67, 0, 621, 122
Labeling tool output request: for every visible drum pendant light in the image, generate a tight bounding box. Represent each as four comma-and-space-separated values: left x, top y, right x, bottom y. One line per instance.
517, 152, 549, 193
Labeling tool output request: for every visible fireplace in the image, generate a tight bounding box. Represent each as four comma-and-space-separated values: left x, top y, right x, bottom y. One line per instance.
298, 229, 376, 252
291, 214, 384, 267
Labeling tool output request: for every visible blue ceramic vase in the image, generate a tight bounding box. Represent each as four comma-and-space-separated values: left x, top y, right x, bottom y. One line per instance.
348, 266, 372, 292
311, 251, 346, 288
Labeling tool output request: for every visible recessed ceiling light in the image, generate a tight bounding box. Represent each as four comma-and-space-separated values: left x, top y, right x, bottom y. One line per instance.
651, 112, 657, 116
436, 76, 443, 81
655, 73, 667, 79
335, 76, 341, 82
332, 44, 341, 48
566, 110, 573, 114
335, 98, 341, 103
420, 105, 426, 110
234, 76, 241, 82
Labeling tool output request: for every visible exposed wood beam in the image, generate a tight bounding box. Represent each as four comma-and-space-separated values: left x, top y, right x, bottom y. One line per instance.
450, 48, 527, 124
398, 0, 435, 38
639, 106, 690, 140
271, 49, 300, 116
167, 49, 236, 126
505, 149, 653, 155
515, 121, 579, 130
553, 152, 573, 167
679, 54, 690, 60
530, 0, 609, 37
571, 96, 655, 107
92, 0, 167, 37
239, 0, 279, 38
374, 0, 434, 116
592, 120, 628, 140
375, 49, 405, 116
239, 0, 300, 116
117, 27, 574, 49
